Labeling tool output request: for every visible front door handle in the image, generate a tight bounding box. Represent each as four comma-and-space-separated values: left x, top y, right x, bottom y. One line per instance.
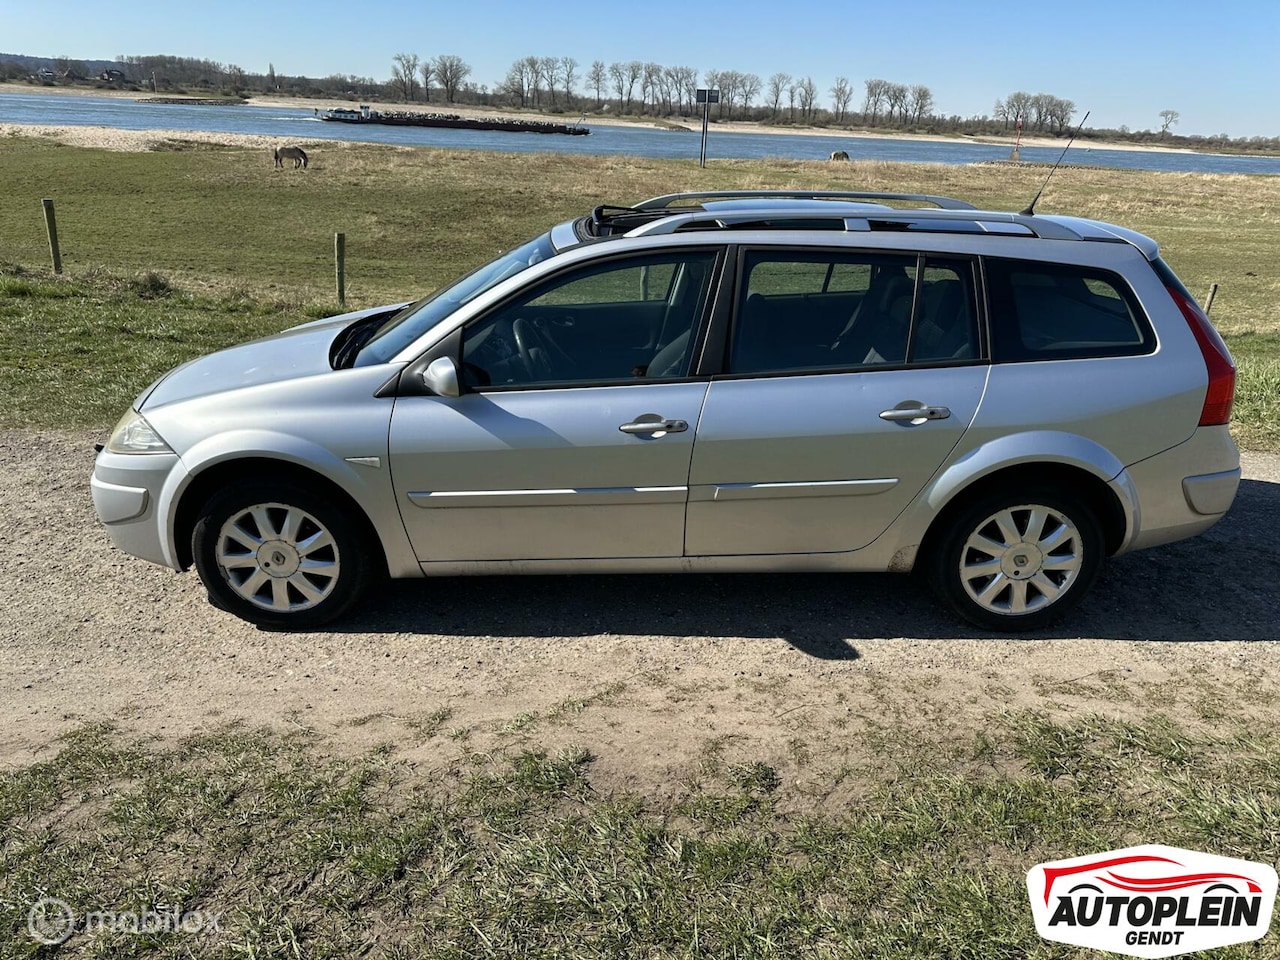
879, 403, 951, 424
619, 415, 689, 436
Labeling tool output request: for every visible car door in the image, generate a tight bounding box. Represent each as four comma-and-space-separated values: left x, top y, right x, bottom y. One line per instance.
389, 249, 722, 563
685, 248, 989, 557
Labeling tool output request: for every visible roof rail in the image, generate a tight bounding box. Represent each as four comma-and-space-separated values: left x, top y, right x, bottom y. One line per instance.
635, 190, 977, 211
624, 207, 1096, 242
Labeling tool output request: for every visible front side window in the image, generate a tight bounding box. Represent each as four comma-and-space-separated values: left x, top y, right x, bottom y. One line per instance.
985, 258, 1153, 361
729, 250, 979, 375
461, 251, 718, 389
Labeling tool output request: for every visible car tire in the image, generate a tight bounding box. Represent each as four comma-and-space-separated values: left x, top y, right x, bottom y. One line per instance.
928, 489, 1103, 632
192, 481, 373, 629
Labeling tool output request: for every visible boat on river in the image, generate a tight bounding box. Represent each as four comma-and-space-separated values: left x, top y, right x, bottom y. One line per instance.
320, 104, 589, 136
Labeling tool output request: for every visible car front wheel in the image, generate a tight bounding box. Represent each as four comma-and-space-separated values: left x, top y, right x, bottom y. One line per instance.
929, 490, 1103, 632
192, 482, 373, 629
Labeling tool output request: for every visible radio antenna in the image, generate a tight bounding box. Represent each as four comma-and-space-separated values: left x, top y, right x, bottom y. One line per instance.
1020, 110, 1090, 216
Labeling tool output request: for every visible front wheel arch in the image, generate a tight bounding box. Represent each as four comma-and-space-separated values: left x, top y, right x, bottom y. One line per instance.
174, 458, 387, 577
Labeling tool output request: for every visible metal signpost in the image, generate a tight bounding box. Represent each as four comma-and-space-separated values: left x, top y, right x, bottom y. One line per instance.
696, 88, 720, 167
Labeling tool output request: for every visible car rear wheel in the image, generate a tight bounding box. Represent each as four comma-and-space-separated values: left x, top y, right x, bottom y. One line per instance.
929, 490, 1103, 632
193, 482, 373, 629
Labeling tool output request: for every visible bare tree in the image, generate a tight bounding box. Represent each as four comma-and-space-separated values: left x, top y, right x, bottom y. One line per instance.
588, 60, 606, 108
798, 76, 817, 121
419, 60, 433, 102
787, 79, 799, 122
993, 98, 1009, 128
654, 65, 674, 114
608, 61, 626, 111
673, 65, 698, 114
624, 60, 643, 113
1004, 90, 1032, 128
740, 72, 761, 117
390, 52, 420, 101
642, 61, 663, 114
863, 78, 888, 125
768, 72, 790, 120
501, 57, 535, 107
885, 82, 909, 123
539, 57, 560, 106
1030, 92, 1050, 130
433, 55, 470, 103
1047, 97, 1075, 133
830, 76, 852, 123
1159, 109, 1180, 136
908, 84, 933, 124
560, 56, 578, 108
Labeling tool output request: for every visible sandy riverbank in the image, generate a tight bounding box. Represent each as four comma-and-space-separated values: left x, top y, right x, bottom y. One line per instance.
2, 81, 1206, 155
0, 122, 314, 152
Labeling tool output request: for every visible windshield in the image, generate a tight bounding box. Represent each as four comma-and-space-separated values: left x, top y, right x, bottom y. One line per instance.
353, 232, 556, 366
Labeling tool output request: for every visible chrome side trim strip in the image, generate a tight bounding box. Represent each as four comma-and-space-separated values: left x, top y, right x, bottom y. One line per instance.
407, 486, 687, 508
700, 478, 899, 502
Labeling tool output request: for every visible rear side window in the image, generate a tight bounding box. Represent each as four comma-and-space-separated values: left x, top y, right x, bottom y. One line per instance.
986, 258, 1154, 361
728, 250, 980, 375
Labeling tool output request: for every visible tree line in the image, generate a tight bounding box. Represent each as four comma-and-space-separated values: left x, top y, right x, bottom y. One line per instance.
11, 49, 1280, 152
992, 92, 1077, 134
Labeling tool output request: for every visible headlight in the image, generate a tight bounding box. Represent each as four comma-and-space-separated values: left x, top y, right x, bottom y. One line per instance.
107, 410, 173, 454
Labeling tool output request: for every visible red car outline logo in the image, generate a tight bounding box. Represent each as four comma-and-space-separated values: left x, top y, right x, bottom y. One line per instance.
1041, 853, 1263, 904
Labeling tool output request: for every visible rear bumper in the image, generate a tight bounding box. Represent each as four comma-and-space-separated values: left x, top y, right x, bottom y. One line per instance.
1114, 425, 1241, 554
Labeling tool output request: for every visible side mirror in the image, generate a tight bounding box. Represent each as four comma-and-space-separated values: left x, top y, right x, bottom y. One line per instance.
421, 356, 461, 398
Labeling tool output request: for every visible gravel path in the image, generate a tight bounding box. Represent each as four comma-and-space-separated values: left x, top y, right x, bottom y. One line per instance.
2, 429, 1277, 789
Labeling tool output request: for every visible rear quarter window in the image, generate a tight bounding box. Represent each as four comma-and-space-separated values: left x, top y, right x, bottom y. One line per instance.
985, 258, 1155, 362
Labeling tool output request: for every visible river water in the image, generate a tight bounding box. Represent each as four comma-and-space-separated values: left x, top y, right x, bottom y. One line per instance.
3, 92, 1278, 176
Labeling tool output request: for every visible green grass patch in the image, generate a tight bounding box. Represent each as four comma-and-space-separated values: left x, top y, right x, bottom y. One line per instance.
1, 713, 1277, 957
1228, 332, 1280, 451
0, 268, 334, 429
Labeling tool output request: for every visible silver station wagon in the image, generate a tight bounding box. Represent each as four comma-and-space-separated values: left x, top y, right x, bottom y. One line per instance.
91, 190, 1240, 631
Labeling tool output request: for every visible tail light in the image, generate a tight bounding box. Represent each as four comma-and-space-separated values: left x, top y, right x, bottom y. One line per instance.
1165, 284, 1236, 426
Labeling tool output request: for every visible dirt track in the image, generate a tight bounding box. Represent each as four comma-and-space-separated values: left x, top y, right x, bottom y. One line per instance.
2, 429, 1277, 792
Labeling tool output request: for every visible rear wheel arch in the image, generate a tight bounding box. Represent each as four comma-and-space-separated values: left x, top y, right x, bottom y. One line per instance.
919, 462, 1128, 564
173, 458, 387, 575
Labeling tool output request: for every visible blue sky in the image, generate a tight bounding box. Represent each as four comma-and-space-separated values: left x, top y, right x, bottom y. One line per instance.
3, 0, 1277, 136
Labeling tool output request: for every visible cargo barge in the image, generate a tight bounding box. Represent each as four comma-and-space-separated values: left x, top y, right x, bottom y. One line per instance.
320, 105, 589, 136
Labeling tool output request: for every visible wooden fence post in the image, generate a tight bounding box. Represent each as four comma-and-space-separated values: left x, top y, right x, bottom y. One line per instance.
42, 199, 62, 274
334, 232, 346, 306
1203, 282, 1219, 315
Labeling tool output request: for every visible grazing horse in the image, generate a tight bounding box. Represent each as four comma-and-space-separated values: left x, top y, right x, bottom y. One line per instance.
829, 150, 850, 161
274, 146, 308, 169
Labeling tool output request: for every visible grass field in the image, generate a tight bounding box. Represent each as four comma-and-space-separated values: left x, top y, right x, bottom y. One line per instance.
3, 710, 1277, 958
0, 137, 1276, 445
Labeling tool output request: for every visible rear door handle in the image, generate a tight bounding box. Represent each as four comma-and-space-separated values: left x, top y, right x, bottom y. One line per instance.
619, 416, 689, 435
879, 403, 951, 423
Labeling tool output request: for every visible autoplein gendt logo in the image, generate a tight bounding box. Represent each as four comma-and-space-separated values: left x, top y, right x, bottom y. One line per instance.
1027, 844, 1278, 958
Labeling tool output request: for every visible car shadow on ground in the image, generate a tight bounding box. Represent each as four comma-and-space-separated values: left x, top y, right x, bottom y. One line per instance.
337, 478, 1279, 652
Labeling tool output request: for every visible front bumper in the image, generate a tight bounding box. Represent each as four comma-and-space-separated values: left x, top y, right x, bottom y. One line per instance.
91, 449, 188, 569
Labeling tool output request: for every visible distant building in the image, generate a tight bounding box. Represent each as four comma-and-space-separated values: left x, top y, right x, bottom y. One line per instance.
99, 68, 126, 83
35, 67, 55, 81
